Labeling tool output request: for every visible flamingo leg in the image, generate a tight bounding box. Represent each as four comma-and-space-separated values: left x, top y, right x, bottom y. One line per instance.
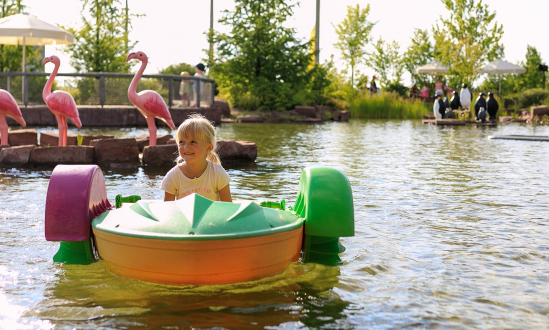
0, 115, 8, 146
54, 114, 64, 146
146, 116, 157, 146
61, 116, 68, 147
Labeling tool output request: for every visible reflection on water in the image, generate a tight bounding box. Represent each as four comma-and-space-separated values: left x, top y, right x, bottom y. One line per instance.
1, 120, 549, 329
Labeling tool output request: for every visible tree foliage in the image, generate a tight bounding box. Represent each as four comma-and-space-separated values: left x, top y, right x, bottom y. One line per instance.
432, 0, 504, 87
367, 37, 404, 89
333, 4, 375, 88
212, 0, 317, 110
158, 62, 196, 76
402, 29, 437, 90
0, 1, 43, 72
65, 0, 140, 73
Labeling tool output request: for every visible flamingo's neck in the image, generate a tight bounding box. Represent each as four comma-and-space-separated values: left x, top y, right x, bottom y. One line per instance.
43, 62, 59, 102
128, 59, 147, 102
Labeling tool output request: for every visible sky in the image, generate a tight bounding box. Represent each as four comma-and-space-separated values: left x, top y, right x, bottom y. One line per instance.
23, 0, 549, 86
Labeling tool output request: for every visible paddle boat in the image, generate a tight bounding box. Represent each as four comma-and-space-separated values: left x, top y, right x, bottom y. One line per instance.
45, 165, 354, 285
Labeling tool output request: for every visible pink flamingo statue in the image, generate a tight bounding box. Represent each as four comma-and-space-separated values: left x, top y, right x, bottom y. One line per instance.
0, 89, 26, 146
126, 51, 176, 146
42, 55, 82, 147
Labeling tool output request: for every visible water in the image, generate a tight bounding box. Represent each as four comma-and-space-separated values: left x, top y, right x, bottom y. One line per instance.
1, 120, 549, 329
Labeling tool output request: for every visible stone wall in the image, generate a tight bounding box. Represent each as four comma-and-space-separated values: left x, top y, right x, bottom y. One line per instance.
6, 106, 222, 127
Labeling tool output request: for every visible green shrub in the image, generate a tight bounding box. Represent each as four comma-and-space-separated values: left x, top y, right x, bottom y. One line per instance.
348, 92, 431, 119
518, 88, 549, 108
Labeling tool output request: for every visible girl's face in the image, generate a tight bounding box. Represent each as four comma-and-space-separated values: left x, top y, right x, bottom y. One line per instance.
178, 133, 213, 165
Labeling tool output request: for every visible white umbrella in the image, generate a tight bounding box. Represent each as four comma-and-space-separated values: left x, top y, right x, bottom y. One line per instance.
413, 62, 449, 75
479, 59, 526, 95
0, 13, 74, 72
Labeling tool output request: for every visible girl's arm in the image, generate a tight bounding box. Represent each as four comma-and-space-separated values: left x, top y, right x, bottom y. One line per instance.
218, 184, 232, 202
164, 192, 176, 201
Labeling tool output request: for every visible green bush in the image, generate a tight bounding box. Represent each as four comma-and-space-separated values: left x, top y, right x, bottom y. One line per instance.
518, 88, 549, 108
348, 92, 431, 119
384, 82, 408, 97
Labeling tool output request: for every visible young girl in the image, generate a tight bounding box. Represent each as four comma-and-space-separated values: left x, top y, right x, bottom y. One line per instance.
161, 114, 232, 202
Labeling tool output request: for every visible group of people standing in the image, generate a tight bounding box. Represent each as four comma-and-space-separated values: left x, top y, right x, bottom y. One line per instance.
432, 83, 499, 122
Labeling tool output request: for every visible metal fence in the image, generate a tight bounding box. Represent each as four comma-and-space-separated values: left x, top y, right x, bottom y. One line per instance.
0, 71, 215, 108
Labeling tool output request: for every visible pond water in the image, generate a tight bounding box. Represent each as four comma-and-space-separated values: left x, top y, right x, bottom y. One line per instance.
1, 120, 548, 329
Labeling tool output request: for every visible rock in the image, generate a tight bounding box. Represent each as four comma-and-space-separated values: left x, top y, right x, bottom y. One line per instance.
239, 115, 263, 123
499, 116, 513, 122
221, 118, 236, 123
217, 140, 257, 163
91, 138, 140, 167
136, 134, 174, 152
0, 145, 9, 152
29, 146, 95, 166
531, 105, 549, 118
0, 145, 35, 165
40, 131, 78, 146
82, 134, 114, 145
214, 100, 231, 117
294, 106, 316, 118
305, 117, 323, 122
334, 110, 350, 122
7, 129, 38, 146
142, 145, 178, 166
167, 138, 176, 144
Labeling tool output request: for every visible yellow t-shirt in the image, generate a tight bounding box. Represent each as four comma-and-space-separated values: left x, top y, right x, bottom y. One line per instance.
161, 161, 230, 201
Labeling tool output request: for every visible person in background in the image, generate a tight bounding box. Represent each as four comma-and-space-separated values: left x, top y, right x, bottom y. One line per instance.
409, 84, 419, 98
435, 79, 443, 96
191, 63, 206, 108
460, 83, 472, 110
419, 84, 429, 98
179, 71, 190, 107
370, 75, 378, 95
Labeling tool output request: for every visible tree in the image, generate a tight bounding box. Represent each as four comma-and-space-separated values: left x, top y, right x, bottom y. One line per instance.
367, 37, 404, 89
333, 4, 375, 88
515, 45, 546, 90
432, 0, 504, 88
212, 0, 314, 110
65, 0, 140, 73
402, 29, 436, 90
158, 62, 196, 76
0, 1, 42, 73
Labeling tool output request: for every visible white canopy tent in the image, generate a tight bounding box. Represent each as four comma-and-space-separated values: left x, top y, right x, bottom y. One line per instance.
0, 13, 74, 72
479, 59, 526, 95
413, 62, 449, 75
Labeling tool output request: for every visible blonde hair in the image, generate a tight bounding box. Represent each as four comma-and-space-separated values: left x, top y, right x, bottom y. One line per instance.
175, 114, 220, 164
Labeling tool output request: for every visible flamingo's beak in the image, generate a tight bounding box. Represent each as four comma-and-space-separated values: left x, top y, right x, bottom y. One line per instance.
126, 53, 136, 62
42, 57, 50, 66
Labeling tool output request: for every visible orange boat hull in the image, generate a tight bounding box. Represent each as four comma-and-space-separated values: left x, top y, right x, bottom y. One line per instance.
92, 226, 303, 285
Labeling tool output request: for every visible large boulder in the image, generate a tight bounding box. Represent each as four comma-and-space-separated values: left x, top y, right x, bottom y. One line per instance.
239, 115, 263, 123
82, 134, 114, 145
217, 140, 257, 163
531, 105, 549, 118
7, 129, 37, 146
334, 110, 350, 122
0, 145, 35, 165
294, 106, 317, 118
29, 146, 95, 166
142, 145, 178, 166
136, 134, 173, 152
40, 131, 78, 146
214, 100, 231, 117
91, 138, 140, 167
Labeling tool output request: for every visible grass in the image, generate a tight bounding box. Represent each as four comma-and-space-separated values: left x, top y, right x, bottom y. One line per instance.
349, 92, 431, 119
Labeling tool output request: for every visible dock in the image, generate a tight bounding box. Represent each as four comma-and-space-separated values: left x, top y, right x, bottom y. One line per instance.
489, 135, 549, 142
422, 119, 497, 126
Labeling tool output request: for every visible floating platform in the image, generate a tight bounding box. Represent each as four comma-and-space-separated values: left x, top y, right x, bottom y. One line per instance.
489, 135, 549, 142
422, 119, 497, 126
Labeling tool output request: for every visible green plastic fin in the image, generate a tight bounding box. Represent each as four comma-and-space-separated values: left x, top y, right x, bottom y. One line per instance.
295, 167, 354, 237
302, 235, 343, 266
52, 240, 94, 265
259, 199, 285, 210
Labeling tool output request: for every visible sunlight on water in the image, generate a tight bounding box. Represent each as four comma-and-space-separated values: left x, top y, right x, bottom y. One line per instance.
1, 120, 548, 329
